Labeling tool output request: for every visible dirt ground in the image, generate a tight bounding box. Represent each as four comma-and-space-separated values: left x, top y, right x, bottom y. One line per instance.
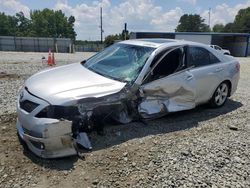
0, 52, 249, 188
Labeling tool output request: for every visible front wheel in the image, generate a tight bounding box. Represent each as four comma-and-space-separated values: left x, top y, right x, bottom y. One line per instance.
210, 82, 229, 107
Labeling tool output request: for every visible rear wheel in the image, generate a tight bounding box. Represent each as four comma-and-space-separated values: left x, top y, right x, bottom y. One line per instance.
210, 82, 229, 107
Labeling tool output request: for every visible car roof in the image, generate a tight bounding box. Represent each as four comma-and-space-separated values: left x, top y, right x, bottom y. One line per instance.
120, 38, 209, 49
119, 38, 229, 62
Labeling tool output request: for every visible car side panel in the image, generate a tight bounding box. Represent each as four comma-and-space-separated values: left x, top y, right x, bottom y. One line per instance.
189, 63, 227, 104
189, 59, 239, 105
138, 70, 196, 119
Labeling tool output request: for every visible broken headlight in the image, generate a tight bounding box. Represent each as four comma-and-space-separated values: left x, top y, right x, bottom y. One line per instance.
35, 105, 79, 120
19, 100, 39, 113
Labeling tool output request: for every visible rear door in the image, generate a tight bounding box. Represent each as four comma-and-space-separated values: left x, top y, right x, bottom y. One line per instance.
187, 46, 225, 104
138, 46, 197, 119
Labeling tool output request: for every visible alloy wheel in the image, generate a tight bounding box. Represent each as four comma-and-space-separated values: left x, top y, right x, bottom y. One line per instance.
214, 83, 228, 106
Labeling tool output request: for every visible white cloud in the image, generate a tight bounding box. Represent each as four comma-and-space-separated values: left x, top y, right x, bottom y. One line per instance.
1, 0, 250, 40
55, 0, 184, 40
0, 0, 30, 17
55, 0, 111, 40
178, 0, 196, 6
201, 1, 250, 27
151, 7, 183, 31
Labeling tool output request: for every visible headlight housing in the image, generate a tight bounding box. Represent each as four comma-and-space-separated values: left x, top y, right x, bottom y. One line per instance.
19, 100, 39, 113
35, 105, 79, 120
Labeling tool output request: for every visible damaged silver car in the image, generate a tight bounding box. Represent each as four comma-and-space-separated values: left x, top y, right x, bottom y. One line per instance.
16, 39, 240, 158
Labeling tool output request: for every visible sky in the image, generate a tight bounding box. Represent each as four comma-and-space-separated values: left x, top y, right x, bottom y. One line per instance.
0, 0, 250, 40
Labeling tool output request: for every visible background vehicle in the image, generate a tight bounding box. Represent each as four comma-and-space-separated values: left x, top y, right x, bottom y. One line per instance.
16, 39, 240, 158
210, 45, 231, 55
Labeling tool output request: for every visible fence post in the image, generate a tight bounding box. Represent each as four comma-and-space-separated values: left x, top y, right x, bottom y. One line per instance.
20, 38, 23, 52
14, 36, 16, 51
37, 38, 40, 52
33, 38, 36, 52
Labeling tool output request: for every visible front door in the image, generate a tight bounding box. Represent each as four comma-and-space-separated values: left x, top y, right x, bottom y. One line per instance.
138, 46, 196, 119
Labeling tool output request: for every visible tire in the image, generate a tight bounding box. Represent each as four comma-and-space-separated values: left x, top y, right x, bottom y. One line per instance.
210, 82, 229, 108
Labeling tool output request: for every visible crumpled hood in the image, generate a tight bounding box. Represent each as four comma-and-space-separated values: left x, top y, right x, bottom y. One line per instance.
25, 63, 126, 105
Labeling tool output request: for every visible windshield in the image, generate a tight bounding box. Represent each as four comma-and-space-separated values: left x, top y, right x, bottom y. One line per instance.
83, 43, 155, 82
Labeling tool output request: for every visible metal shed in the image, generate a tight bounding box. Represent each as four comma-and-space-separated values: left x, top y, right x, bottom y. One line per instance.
130, 32, 250, 57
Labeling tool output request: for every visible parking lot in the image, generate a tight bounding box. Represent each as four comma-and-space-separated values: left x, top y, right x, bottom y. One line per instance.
0, 52, 249, 188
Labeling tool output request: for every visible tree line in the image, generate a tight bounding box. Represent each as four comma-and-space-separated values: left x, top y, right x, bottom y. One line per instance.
1, 6, 250, 44
0, 9, 76, 40
176, 7, 250, 33
212, 7, 250, 33
105, 6, 250, 45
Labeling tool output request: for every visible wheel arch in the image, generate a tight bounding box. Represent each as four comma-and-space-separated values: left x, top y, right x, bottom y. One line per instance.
223, 80, 232, 97
209, 80, 232, 108
209, 79, 232, 100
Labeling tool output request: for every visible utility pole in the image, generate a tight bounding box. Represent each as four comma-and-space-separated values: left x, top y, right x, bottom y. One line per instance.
124, 23, 127, 40
100, 7, 103, 43
208, 8, 211, 30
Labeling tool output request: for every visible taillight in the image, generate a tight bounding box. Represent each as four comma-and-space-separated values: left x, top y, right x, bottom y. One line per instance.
235, 62, 240, 72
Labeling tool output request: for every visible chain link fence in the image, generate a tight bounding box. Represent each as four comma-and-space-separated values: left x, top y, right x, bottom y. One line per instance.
0, 36, 73, 53
75, 43, 104, 52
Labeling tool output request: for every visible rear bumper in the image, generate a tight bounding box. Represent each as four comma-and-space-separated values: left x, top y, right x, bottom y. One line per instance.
230, 70, 240, 96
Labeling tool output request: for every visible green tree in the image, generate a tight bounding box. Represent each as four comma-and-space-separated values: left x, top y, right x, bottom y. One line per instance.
15, 12, 31, 36
176, 14, 210, 32
223, 23, 235, 33
213, 24, 225, 32
0, 12, 17, 36
121, 29, 129, 40
30, 9, 76, 39
104, 34, 120, 46
67, 15, 77, 40
104, 30, 130, 46
233, 7, 250, 33
0, 9, 76, 39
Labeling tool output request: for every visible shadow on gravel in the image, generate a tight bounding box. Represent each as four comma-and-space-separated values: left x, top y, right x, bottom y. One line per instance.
20, 99, 242, 170
91, 99, 243, 151
18, 133, 78, 171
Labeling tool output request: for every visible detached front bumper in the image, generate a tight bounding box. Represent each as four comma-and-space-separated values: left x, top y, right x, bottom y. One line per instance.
16, 87, 77, 158
16, 118, 77, 158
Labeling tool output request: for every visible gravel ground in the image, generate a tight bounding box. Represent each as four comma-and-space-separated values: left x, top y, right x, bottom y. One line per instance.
0, 52, 249, 188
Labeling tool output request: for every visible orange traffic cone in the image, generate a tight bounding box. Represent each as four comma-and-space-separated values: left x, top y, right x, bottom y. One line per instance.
47, 48, 53, 66
52, 52, 56, 65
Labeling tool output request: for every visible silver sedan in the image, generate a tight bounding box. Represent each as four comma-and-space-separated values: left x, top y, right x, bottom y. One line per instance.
16, 39, 240, 158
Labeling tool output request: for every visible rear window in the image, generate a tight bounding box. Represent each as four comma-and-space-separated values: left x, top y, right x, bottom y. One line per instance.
188, 47, 220, 67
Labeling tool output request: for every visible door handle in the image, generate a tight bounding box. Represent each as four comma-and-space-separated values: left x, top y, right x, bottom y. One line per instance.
215, 67, 223, 72
186, 75, 193, 81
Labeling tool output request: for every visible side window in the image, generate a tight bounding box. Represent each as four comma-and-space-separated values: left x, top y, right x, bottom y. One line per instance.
210, 52, 220, 64
150, 47, 186, 81
188, 47, 220, 67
